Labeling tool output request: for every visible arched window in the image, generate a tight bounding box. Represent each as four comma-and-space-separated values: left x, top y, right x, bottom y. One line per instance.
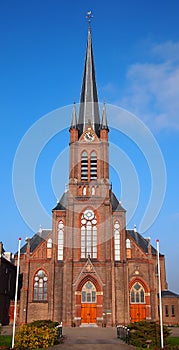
126, 238, 131, 258
83, 186, 87, 195
130, 282, 145, 303
126, 238, 131, 248
58, 221, 64, 261
90, 151, 97, 180
81, 209, 97, 259
47, 238, 52, 248
81, 281, 96, 303
33, 269, 48, 301
47, 238, 52, 259
81, 151, 88, 181
91, 186, 95, 196
114, 221, 120, 261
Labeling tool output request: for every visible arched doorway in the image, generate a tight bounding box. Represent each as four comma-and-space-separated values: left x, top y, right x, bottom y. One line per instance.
130, 282, 147, 322
81, 281, 97, 324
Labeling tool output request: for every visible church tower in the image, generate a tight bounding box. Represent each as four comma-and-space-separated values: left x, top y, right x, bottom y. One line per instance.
52, 19, 128, 327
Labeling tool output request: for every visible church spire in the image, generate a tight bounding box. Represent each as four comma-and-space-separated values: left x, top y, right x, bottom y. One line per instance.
78, 12, 100, 137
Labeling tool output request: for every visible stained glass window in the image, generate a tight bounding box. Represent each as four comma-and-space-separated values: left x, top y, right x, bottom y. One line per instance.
58, 221, 64, 260
81, 210, 97, 259
81, 282, 96, 303
33, 270, 48, 301
114, 221, 120, 260
130, 283, 145, 304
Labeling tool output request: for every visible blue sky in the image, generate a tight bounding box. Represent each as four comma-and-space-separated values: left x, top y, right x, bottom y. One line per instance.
0, 0, 179, 292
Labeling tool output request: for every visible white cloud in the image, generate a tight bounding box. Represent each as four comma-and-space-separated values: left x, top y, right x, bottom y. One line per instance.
119, 41, 179, 131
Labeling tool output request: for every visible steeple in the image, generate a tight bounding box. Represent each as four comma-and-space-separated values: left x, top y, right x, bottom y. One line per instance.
78, 13, 100, 137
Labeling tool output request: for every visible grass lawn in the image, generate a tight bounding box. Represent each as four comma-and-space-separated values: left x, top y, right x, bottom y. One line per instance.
0, 335, 55, 349
168, 336, 179, 346
0, 335, 12, 347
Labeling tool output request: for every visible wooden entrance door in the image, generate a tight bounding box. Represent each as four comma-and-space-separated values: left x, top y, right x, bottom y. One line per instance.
81, 303, 96, 324
130, 304, 146, 322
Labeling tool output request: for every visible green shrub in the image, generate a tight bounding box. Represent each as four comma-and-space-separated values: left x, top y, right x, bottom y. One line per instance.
30, 320, 59, 329
15, 320, 59, 349
128, 321, 170, 348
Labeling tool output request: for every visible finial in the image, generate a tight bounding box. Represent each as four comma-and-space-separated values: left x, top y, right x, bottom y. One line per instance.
86, 11, 93, 30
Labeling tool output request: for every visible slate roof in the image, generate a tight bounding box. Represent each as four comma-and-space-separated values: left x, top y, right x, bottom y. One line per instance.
52, 191, 68, 211
18, 229, 51, 255
53, 190, 125, 213
161, 290, 179, 298
110, 191, 126, 212
78, 25, 100, 137
127, 229, 158, 255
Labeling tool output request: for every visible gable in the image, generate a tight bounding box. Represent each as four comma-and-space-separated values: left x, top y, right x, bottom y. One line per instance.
19, 229, 52, 255
79, 125, 99, 143
127, 230, 158, 256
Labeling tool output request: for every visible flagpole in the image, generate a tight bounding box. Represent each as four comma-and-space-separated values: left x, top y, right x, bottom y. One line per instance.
11, 238, 21, 349
156, 239, 164, 349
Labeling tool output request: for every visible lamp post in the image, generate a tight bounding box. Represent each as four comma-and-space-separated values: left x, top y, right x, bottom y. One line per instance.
156, 239, 164, 349
11, 238, 21, 349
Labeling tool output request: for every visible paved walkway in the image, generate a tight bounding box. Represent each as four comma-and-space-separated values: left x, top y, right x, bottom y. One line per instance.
49, 327, 136, 350
2, 325, 179, 349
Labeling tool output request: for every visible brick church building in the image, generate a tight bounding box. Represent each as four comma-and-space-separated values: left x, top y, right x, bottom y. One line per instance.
16, 22, 178, 326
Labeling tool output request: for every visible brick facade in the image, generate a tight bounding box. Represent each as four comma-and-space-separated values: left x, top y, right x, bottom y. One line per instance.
161, 291, 179, 325
15, 24, 178, 327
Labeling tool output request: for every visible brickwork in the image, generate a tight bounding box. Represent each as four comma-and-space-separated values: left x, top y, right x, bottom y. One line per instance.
16, 119, 178, 326
15, 27, 178, 328
162, 296, 179, 325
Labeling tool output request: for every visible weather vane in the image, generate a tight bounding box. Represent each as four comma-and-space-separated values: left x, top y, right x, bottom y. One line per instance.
86, 11, 93, 27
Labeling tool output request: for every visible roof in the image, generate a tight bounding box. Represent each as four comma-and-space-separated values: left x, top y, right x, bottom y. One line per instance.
0, 255, 16, 269
78, 25, 100, 137
161, 290, 179, 298
52, 191, 68, 211
19, 229, 51, 255
110, 191, 126, 212
127, 229, 158, 255
53, 190, 125, 213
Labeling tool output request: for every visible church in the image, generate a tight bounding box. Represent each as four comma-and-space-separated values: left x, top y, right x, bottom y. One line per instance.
16, 20, 178, 327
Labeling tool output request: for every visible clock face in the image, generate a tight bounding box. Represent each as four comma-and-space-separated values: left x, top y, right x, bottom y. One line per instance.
84, 131, 94, 142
